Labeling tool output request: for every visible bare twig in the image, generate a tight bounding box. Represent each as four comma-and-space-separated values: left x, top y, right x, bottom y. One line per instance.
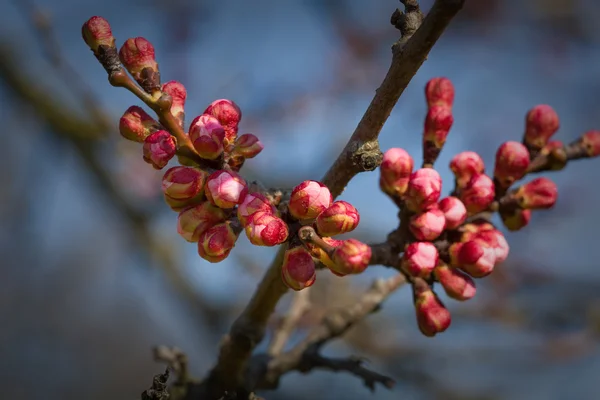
141, 368, 171, 400
268, 289, 312, 356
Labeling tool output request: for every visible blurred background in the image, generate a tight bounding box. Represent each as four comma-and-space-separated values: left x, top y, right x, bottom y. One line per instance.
1, 0, 600, 399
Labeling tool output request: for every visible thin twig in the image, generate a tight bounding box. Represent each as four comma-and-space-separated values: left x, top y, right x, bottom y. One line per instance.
268, 289, 312, 356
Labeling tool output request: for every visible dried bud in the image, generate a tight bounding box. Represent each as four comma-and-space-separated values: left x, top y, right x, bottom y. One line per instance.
234, 134, 264, 158
161, 81, 186, 124
515, 177, 558, 210
177, 202, 227, 242
189, 115, 225, 160
281, 247, 316, 291
306, 237, 343, 272
379, 148, 414, 198
203, 99, 242, 147
82, 16, 115, 52
237, 192, 276, 226
494, 141, 531, 188
315, 201, 360, 237
402, 242, 439, 278
205, 170, 247, 209
409, 208, 446, 241
197, 222, 238, 263
579, 130, 600, 157
434, 262, 476, 301
438, 197, 467, 230
143, 130, 176, 169
288, 180, 332, 221
425, 77, 455, 108
162, 166, 206, 201
500, 208, 531, 231
460, 173, 495, 214
413, 279, 451, 337
119, 37, 160, 92
449, 241, 496, 278
244, 211, 289, 246
404, 168, 442, 212
331, 239, 371, 275
119, 106, 160, 142
423, 106, 453, 165
524, 105, 559, 151
450, 151, 485, 188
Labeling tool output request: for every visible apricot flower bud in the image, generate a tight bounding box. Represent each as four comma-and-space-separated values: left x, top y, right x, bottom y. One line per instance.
434, 263, 476, 301
206, 170, 248, 209
119, 106, 160, 142
449, 241, 496, 278
177, 202, 227, 242
425, 77, 455, 108
189, 115, 225, 160
409, 208, 446, 241
460, 173, 495, 214
119, 37, 160, 92
515, 177, 558, 210
331, 239, 371, 275
281, 247, 316, 291
473, 229, 510, 264
161, 81, 186, 124
204, 99, 242, 147
82, 16, 115, 52
197, 222, 238, 263
162, 166, 206, 201
402, 242, 439, 278
524, 105, 559, 151
423, 106, 453, 165
143, 130, 176, 169
413, 279, 451, 337
244, 211, 289, 246
234, 134, 264, 158
315, 201, 360, 237
494, 141, 531, 188
379, 148, 414, 198
438, 197, 467, 230
237, 192, 276, 226
579, 130, 600, 157
450, 151, 485, 188
500, 208, 531, 231
288, 180, 332, 220
404, 168, 442, 212
306, 237, 343, 272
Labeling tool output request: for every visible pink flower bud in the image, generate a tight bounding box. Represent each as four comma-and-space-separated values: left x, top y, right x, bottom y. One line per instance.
234, 134, 264, 158
306, 237, 343, 272
450, 151, 485, 188
425, 77, 455, 108
413, 280, 451, 337
188, 115, 225, 160
288, 180, 332, 220
205, 170, 248, 209
434, 263, 476, 301
177, 202, 227, 242
143, 130, 176, 169
161, 81, 186, 123
524, 105, 559, 150
197, 222, 238, 263
515, 177, 558, 210
579, 130, 600, 157
449, 241, 496, 278
473, 229, 510, 264
438, 197, 467, 230
119, 106, 160, 142
237, 192, 276, 226
423, 106, 453, 165
500, 208, 531, 231
331, 239, 371, 275
379, 148, 414, 197
460, 173, 495, 214
402, 242, 439, 278
82, 16, 115, 52
119, 37, 160, 92
162, 166, 206, 201
404, 168, 442, 212
203, 99, 242, 147
494, 141, 531, 188
281, 247, 316, 291
315, 201, 360, 237
244, 211, 289, 246
409, 208, 446, 241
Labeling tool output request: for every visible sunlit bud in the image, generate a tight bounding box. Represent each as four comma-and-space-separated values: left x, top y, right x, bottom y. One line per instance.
330, 239, 371, 275
197, 222, 239, 263
206, 170, 248, 209
473, 229, 510, 264
203, 99, 242, 147
189, 114, 225, 160
404, 168, 442, 212
423, 106, 453, 165
500, 208, 531, 231
162, 166, 206, 201
449, 240, 496, 278
402, 242, 439, 278
413, 278, 451, 337
379, 148, 414, 197
177, 202, 227, 242
434, 262, 476, 301
524, 105, 559, 151
281, 247, 316, 291
494, 141, 531, 188
237, 192, 276, 226
409, 208, 446, 241
119, 106, 160, 142
119, 37, 160, 92
161, 81, 186, 125
244, 211, 289, 246
515, 177, 558, 210
438, 197, 467, 230
425, 77, 455, 108
460, 173, 495, 214
450, 151, 485, 188
234, 134, 264, 159
306, 237, 343, 272
315, 201, 360, 237
142, 130, 176, 169
82, 16, 115, 52
579, 130, 600, 157
288, 180, 332, 220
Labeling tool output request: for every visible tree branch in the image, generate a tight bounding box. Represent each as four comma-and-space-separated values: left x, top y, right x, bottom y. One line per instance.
268, 289, 311, 356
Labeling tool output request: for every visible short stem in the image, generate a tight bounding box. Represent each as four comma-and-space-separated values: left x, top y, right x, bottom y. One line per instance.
298, 226, 336, 256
